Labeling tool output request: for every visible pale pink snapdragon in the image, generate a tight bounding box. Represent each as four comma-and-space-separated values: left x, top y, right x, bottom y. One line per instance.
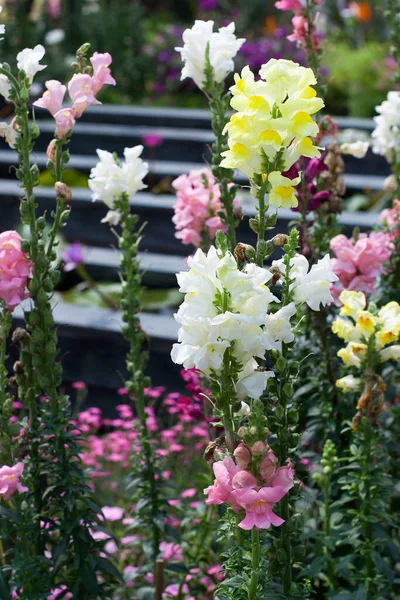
0, 462, 28, 500
330, 231, 393, 299
275, 0, 304, 13
90, 52, 116, 94
172, 169, 231, 249
204, 444, 294, 530
0, 231, 31, 311
34, 79, 66, 115
159, 541, 184, 562
33, 51, 116, 141
380, 198, 400, 236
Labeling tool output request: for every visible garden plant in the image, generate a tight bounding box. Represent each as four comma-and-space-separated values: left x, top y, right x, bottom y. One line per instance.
0, 1, 398, 600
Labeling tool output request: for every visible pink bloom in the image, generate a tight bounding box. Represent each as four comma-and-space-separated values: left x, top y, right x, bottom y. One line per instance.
90, 52, 116, 94
0, 462, 28, 500
100, 506, 124, 521
159, 541, 183, 561
380, 199, 400, 230
275, 0, 303, 13
72, 381, 86, 390
0, 231, 31, 311
232, 486, 287, 530
172, 169, 230, 248
46, 139, 57, 162
181, 488, 197, 498
54, 108, 76, 139
142, 134, 164, 148
68, 74, 100, 117
288, 15, 320, 51
33, 80, 66, 116
204, 456, 241, 511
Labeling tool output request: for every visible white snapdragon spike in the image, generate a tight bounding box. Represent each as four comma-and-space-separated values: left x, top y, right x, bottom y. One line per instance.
172, 246, 293, 398
0, 6, 5, 35
272, 254, 338, 311
237, 360, 274, 400
0, 72, 11, 101
17, 45, 46, 81
175, 20, 245, 90
335, 375, 361, 393
372, 91, 400, 163
89, 146, 148, 209
380, 345, 400, 362
0, 119, 17, 148
340, 141, 369, 159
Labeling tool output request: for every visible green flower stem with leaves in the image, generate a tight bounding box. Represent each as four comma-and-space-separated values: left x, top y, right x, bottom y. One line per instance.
0, 309, 14, 464
248, 528, 260, 600
204, 49, 238, 254
114, 192, 161, 561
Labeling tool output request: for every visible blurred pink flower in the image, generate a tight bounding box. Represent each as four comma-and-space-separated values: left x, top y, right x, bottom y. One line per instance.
100, 506, 124, 521
142, 134, 164, 148
159, 541, 183, 561
0, 231, 31, 311
0, 462, 28, 500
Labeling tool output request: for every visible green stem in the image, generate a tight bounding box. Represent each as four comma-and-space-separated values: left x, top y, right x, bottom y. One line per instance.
117, 194, 161, 561
255, 185, 267, 267
207, 85, 237, 253
248, 528, 260, 600
360, 420, 375, 595
323, 476, 334, 588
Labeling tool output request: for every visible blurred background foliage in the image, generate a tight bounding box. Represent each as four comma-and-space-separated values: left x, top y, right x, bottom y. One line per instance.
0, 0, 396, 116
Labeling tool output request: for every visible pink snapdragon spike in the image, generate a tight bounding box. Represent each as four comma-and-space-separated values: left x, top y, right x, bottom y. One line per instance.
159, 541, 183, 562
33, 80, 66, 115
33, 51, 115, 139
90, 52, 116, 94
380, 199, 400, 236
0, 231, 32, 311
54, 108, 76, 139
275, 0, 303, 13
68, 73, 101, 116
330, 231, 393, 299
172, 169, 232, 248
205, 444, 294, 529
0, 462, 28, 501
232, 487, 286, 530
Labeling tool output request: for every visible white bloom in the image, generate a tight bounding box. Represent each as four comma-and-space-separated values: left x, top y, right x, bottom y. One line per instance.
122, 146, 149, 197
101, 210, 122, 226
335, 375, 361, 393
272, 254, 338, 311
0, 6, 5, 35
263, 303, 296, 350
17, 45, 46, 81
237, 359, 274, 400
372, 91, 400, 163
234, 401, 251, 417
380, 344, 400, 362
175, 20, 245, 90
44, 29, 65, 46
0, 70, 11, 101
0, 118, 18, 148
89, 146, 148, 209
340, 141, 369, 159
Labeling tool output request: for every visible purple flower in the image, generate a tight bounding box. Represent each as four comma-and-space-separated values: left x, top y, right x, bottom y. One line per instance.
198, 0, 218, 9
142, 134, 164, 148
305, 155, 328, 180
62, 242, 83, 272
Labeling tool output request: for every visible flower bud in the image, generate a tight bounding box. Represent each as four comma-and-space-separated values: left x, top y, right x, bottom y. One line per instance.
233, 443, 252, 469
55, 181, 72, 202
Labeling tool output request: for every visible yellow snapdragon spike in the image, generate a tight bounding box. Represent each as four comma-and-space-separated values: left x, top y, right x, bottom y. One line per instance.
337, 341, 367, 367
355, 311, 379, 338
339, 291, 366, 320
332, 317, 359, 342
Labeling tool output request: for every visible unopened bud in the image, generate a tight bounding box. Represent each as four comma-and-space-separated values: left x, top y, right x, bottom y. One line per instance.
13, 361, 24, 375
269, 265, 281, 286
271, 233, 288, 248
11, 328, 30, 345
55, 182, 72, 202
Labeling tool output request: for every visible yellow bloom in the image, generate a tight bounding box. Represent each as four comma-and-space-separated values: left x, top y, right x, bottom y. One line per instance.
380, 344, 400, 362
268, 171, 301, 208
332, 317, 360, 342
376, 327, 400, 348
337, 341, 367, 368
355, 310, 379, 339
339, 290, 366, 320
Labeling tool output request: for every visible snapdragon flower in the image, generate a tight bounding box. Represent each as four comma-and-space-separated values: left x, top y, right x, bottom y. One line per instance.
272, 253, 338, 310
89, 146, 148, 223
175, 20, 245, 90
332, 291, 400, 373
372, 91, 400, 164
17, 45, 46, 81
220, 59, 324, 207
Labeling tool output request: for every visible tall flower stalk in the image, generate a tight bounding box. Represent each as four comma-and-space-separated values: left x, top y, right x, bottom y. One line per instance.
90, 146, 163, 565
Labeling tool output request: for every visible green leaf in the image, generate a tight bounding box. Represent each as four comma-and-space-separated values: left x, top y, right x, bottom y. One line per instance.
95, 556, 124, 583
140, 288, 182, 311
138, 587, 155, 600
